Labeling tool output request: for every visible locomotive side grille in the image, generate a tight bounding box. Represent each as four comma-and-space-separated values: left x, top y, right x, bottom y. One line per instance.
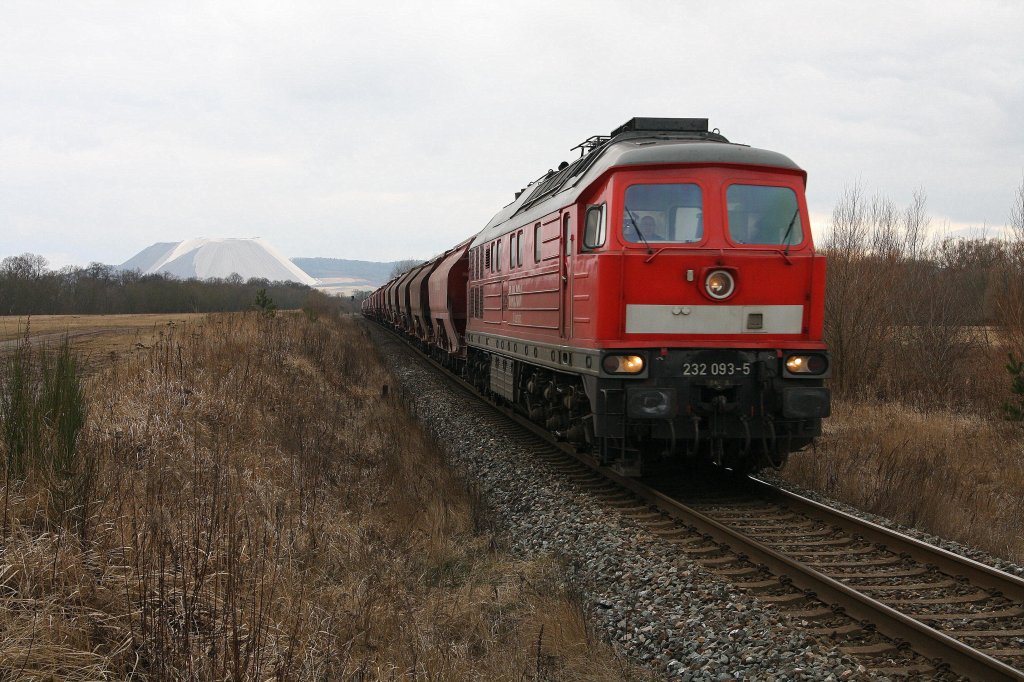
489, 355, 515, 400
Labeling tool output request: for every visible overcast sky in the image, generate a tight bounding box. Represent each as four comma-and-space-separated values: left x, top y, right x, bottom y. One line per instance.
2, 1, 1022, 268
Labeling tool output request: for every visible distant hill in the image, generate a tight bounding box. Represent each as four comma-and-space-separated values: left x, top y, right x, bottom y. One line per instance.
121, 238, 317, 285
291, 258, 402, 291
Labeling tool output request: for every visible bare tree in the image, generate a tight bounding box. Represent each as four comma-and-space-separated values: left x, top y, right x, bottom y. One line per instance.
1, 253, 49, 279
389, 259, 425, 279
1011, 174, 1024, 245
823, 184, 981, 402
997, 175, 1024, 355
823, 183, 893, 394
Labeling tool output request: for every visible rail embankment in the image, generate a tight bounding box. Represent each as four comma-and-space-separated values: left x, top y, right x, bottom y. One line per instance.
0, 312, 638, 680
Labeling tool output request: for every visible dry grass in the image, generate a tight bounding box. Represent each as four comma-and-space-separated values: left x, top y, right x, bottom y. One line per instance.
0, 312, 646, 680
783, 399, 1024, 563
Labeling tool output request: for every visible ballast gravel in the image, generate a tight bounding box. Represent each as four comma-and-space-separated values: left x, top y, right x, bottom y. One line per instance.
377, 338, 874, 681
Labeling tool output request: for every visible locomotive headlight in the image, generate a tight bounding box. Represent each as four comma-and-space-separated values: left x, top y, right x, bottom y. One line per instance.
602, 354, 645, 374
784, 353, 829, 376
705, 270, 735, 300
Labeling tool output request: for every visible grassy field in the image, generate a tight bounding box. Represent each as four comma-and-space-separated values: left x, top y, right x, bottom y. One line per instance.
0, 312, 647, 680
0, 313, 207, 372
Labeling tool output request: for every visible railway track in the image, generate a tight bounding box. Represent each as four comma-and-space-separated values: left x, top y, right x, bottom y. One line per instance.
377, 323, 1024, 680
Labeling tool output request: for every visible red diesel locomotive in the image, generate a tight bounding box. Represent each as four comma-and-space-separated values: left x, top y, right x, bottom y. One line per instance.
363, 118, 830, 474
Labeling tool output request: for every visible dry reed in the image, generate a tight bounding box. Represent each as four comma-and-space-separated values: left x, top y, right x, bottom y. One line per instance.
0, 312, 646, 680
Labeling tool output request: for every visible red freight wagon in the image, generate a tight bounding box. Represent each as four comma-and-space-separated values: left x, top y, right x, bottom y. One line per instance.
427, 240, 470, 360
409, 260, 441, 343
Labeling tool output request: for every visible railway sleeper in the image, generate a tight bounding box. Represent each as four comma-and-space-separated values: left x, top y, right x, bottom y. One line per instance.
735, 525, 834, 538
838, 641, 900, 656
712, 566, 760, 578
975, 647, 1024, 658
741, 522, 835, 532
807, 556, 902, 568
757, 592, 812, 606
786, 606, 835, 620
733, 578, 783, 592
620, 511, 667, 522
804, 622, 866, 637
599, 493, 640, 505
887, 590, 998, 606
917, 606, 1024, 621
728, 520, 818, 531
791, 545, 881, 557
643, 518, 681, 530
682, 544, 729, 557
706, 510, 805, 521
760, 537, 853, 548
697, 556, 747, 567
662, 535, 709, 548
649, 526, 697, 538
868, 665, 937, 677
831, 567, 929, 579
957, 628, 1024, 637
852, 579, 957, 592
690, 504, 780, 514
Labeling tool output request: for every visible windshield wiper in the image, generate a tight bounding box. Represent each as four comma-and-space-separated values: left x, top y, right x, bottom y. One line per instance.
781, 207, 800, 255
623, 203, 653, 255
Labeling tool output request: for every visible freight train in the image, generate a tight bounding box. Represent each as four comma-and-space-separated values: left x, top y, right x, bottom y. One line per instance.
363, 118, 830, 475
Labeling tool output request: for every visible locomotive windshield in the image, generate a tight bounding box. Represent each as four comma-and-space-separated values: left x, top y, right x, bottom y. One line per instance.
622, 183, 703, 244
726, 185, 803, 247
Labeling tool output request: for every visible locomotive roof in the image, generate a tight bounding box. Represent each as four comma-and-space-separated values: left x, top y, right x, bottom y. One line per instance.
471, 119, 804, 248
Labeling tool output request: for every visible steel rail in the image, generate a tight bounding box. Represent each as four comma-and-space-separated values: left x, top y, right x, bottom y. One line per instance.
596, 465, 1024, 682
749, 476, 1024, 604
369, 320, 1024, 681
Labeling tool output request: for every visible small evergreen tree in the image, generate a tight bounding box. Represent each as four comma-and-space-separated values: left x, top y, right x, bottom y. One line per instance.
1005, 353, 1024, 421
254, 288, 277, 318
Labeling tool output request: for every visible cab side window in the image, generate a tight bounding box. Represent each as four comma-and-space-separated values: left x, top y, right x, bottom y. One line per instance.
583, 204, 606, 249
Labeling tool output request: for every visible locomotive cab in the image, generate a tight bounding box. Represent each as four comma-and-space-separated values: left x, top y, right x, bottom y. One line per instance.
574, 139, 830, 473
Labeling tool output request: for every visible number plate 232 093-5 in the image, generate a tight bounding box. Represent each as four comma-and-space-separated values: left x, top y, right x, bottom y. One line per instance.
681, 362, 751, 377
